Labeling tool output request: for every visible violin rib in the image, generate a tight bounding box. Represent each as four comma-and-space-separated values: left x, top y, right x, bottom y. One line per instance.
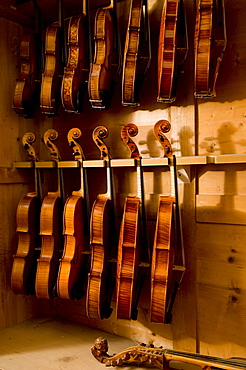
122, 0, 151, 106
61, 15, 89, 113
116, 196, 140, 319
13, 32, 39, 118
88, 8, 115, 109
11, 132, 41, 296
40, 24, 62, 115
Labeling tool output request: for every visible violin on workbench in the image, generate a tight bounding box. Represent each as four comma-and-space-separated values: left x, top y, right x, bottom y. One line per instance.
122, 0, 151, 106
150, 120, 185, 324
116, 123, 149, 320
88, 0, 121, 109
11, 132, 42, 295
61, 0, 90, 113
86, 126, 117, 319
57, 128, 90, 300
35, 129, 64, 299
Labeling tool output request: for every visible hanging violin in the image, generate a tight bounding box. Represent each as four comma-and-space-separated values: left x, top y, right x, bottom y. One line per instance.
194, 0, 226, 98
35, 129, 64, 299
122, 0, 151, 106
57, 128, 90, 300
61, 0, 90, 113
116, 123, 149, 320
150, 120, 185, 323
157, 0, 188, 103
11, 132, 42, 295
88, 0, 121, 109
13, 32, 40, 118
86, 126, 116, 319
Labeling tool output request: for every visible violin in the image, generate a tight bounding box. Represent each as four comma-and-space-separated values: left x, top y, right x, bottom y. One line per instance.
150, 120, 185, 324
35, 129, 64, 299
116, 123, 148, 320
86, 126, 116, 319
13, 32, 39, 118
91, 337, 246, 370
194, 0, 226, 98
57, 128, 89, 300
40, 22, 63, 115
61, 0, 90, 113
122, 0, 151, 106
157, 0, 188, 103
88, 0, 121, 109
11, 132, 42, 295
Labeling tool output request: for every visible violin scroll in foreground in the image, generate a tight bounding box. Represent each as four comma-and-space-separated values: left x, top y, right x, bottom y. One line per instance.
91, 337, 246, 370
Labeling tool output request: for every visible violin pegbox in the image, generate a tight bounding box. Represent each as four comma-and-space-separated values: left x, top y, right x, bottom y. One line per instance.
92, 126, 110, 161
153, 120, 172, 158
67, 128, 83, 161
121, 123, 140, 160
43, 129, 60, 162
22, 132, 37, 161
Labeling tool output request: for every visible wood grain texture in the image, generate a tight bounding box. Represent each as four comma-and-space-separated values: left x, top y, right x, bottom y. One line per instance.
150, 195, 174, 323
116, 196, 140, 319
61, 15, 89, 113
40, 24, 62, 115
88, 8, 114, 109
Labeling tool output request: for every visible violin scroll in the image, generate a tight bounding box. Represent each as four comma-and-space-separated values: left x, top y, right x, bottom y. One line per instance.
43, 129, 60, 161
67, 128, 83, 161
92, 126, 110, 160
121, 123, 139, 159
154, 120, 172, 158
22, 132, 37, 161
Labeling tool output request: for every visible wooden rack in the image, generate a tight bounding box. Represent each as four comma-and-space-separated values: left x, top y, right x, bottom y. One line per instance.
13, 154, 246, 169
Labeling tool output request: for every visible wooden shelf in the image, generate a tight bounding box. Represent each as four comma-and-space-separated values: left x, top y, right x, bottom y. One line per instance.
13, 154, 246, 169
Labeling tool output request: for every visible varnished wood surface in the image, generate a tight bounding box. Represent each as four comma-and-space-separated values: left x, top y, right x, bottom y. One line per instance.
36, 194, 63, 299
116, 196, 140, 319
13, 32, 39, 118
40, 24, 62, 115
122, 0, 143, 106
150, 195, 174, 323
157, 0, 179, 102
11, 194, 39, 295
62, 15, 89, 113
88, 7, 114, 109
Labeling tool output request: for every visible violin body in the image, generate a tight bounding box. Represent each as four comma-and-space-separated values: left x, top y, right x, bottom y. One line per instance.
36, 193, 63, 299
40, 24, 62, 115
62, 15, 89, 113
194, 0, 213, 97
88, 7, 115, 109
116, 196, 141, 320
86, 196, 111, 318
150, 195, 174, 323
57, 193, 88, 300
13, 32, 39, 118
11, 192, 40, 295
122, 0, 150, 106
194, 0, 226, 97
86, 126, 115, 319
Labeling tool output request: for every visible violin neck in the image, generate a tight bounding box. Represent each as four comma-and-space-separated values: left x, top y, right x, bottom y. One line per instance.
105, 161, 113, 201
34, 164, 42, 200
57, 166, 65, 201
